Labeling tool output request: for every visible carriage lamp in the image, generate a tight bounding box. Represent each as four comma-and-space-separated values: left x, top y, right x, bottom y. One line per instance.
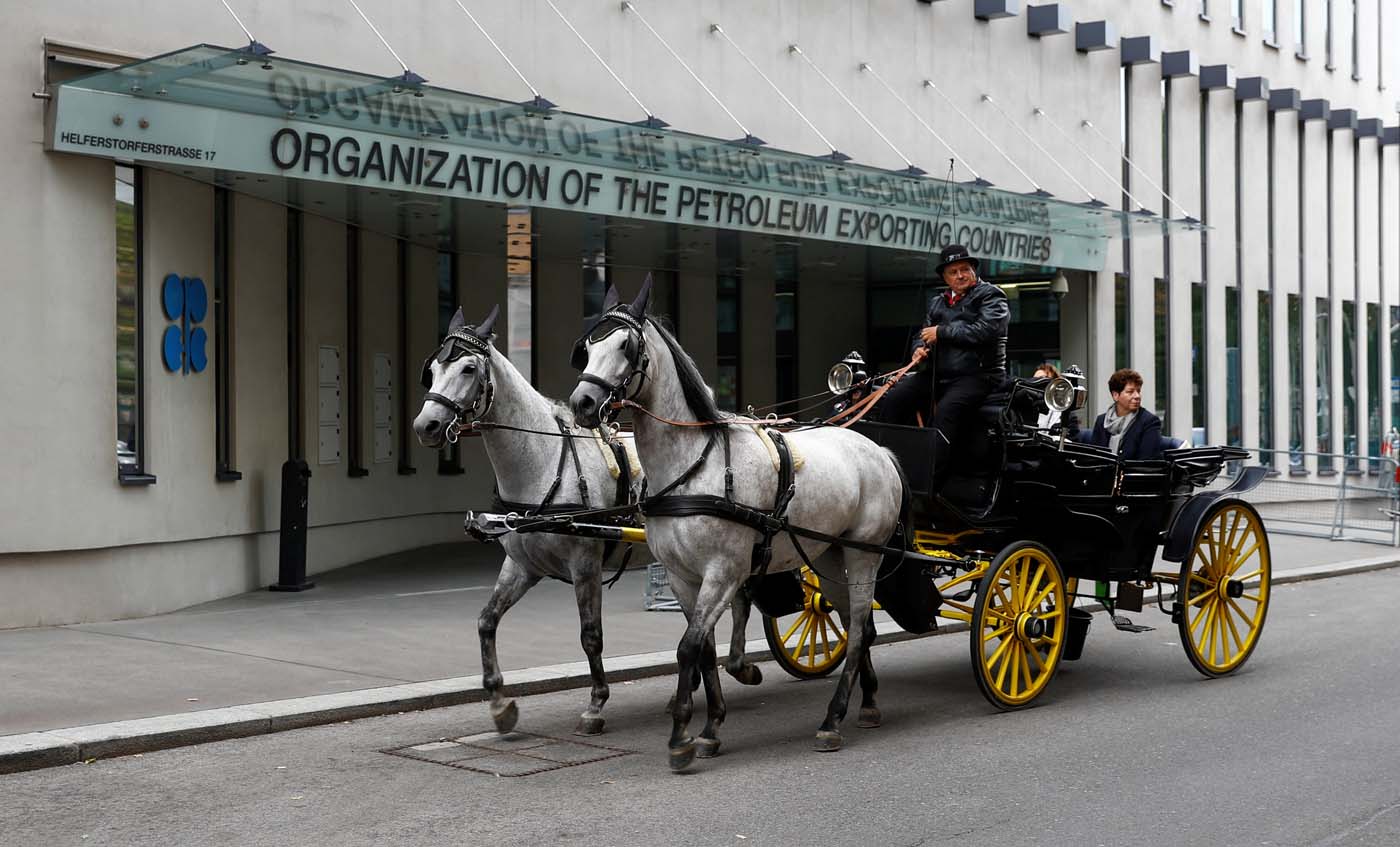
1044, 376, 1080, 412
827, 363, 853, 394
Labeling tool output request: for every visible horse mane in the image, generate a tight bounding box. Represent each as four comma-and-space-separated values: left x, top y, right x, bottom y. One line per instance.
648, 317, 726, 424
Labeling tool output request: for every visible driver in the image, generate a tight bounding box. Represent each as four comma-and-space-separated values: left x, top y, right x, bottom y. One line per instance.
876, 244, 1010, 493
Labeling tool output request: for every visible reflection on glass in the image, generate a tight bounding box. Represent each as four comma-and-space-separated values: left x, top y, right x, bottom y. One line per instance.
506, 207, 533, 382
1318, 297, 1333, 471
580, 216, 607, 328
1226, 286, 1241, 446
1289, 294, 1303, 468
116, 165, 138, 471
1342, 301, 1357, 470
1155, 279, 1170, 432
1367, 303, 1380, 470
1192, 282, 1206, 440
437, 251, 460, 469
1263, 0, 1277, 39
775, 243, 798, 404
1259, 291, 1274, 463
715, 232, 741, 411
1114, 274, 1129, 369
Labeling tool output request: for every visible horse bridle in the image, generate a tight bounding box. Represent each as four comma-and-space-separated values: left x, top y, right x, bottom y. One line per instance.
421, 327, 495, 442
571, 307, 649, 424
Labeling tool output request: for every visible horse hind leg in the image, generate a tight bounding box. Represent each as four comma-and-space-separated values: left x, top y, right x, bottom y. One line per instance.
695, 633, 726, 758
815, 552, 880, 752
571, 559, 609, 736
856, 615, 881, 729
479, 558, 540, 733
723, 591, 763, 686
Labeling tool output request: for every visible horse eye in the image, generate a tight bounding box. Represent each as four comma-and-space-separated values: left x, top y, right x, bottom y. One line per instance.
463, 362, 477, 374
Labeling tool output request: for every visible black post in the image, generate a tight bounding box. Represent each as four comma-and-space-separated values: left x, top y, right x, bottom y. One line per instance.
270, 458, 315, 592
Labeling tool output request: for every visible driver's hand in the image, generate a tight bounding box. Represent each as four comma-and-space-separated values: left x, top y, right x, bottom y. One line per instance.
920, 326, 939, 345
910, 346, 929, 365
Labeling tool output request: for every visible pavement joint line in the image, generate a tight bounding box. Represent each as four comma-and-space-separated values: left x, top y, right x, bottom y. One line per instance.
60, 627, 412, 685
2, 555, 1395, 777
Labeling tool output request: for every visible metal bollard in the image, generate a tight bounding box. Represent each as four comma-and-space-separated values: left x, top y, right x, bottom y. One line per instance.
270, 458, 315, 592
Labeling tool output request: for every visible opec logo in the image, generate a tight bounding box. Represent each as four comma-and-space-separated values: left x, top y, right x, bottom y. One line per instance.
161, 273, 209, 374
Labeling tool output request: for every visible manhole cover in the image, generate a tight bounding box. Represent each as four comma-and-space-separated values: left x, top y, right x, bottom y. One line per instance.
383, 731, 633, 777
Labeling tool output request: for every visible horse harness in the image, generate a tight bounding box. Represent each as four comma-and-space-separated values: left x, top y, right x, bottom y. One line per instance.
420, 324, 495, 443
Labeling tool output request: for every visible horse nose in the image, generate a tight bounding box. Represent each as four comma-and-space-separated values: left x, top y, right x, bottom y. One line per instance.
575, 394, 596, 415
423, 418, 441, 435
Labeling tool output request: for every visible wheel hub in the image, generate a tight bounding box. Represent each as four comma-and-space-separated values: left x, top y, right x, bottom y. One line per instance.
1016, 612, 1046, 641
1223, 579, 1244, 599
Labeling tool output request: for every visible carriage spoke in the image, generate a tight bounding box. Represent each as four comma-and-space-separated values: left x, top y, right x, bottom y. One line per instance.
992, 581, 1015, 614
1025, 640, 1047, 674
985, 623, 1014, 642
1226, 537, 1261, 577
1222, 510, 1242, 562
806, 616, 819, 666
988, 633, 1015, 680
1219, 600, 1245, 655
1184, 584, 1215, 608
1007, 647, 1021, 697
1190, 597, 1216, 639
790, 615, 814, 662
1026, 579, 1056, 611
1233, 568, 1263, 583
1225, 596, 1258, 633
1019, 645, 1035, 691
780, 614, 806, 645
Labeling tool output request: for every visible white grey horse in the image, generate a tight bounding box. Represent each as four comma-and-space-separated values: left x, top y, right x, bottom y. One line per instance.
413, 305, 761, 737
569, 280, 907, 771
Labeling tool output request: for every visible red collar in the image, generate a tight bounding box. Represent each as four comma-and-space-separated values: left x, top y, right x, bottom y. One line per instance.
946, 280, 978, 306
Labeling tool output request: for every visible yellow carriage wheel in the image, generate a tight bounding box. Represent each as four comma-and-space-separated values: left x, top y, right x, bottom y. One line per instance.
1176, 501, 1271, 678
969, 541, 1069, 710
763, 566, 848, 679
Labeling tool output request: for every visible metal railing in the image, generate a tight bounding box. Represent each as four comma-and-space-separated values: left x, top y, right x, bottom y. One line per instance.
1211, 448, 1400, 546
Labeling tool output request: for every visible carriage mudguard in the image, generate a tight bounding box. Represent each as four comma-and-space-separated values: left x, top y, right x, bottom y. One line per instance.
1160, 465, 1269, 562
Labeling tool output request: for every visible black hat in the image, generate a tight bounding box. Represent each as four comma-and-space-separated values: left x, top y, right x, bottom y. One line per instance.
934, 244, 980, 278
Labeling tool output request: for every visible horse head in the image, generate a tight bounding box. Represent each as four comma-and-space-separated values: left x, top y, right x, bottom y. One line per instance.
413, 304, 498, 447
569, 276, 652, 428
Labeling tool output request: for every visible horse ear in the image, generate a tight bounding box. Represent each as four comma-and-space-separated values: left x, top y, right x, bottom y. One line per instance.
629, 273, 653, 317
477, 304, 499, 339
602, 284, 621, 312
447, 307, 466, 332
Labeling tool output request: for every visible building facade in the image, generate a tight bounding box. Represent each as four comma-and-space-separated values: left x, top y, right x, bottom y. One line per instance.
3, 0, 1397, 627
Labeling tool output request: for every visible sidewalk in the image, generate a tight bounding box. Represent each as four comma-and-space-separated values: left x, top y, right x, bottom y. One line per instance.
3, 533, 1397, 773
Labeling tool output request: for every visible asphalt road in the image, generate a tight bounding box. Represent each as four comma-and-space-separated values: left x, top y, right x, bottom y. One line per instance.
4, 569, 1399, 847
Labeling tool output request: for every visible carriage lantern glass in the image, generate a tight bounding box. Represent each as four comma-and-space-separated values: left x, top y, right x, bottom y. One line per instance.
1044, 375, 1086, 413
827, 363, 853, 395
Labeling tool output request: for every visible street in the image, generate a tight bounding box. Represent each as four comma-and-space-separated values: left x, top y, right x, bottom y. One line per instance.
4, 568, 1399, 847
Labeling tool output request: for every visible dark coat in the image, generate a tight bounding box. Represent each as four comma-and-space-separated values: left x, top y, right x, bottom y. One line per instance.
1081, 407, 1164, 460
914, 280, 1010, 380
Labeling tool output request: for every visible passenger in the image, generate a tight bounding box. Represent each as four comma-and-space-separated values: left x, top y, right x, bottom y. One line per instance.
1032, 362, 1080, 437
876, 244, 1010, 493
1080, 368, 1164, 460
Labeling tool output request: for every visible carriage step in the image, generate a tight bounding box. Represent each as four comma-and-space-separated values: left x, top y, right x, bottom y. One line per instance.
1109, 614, 1154, 633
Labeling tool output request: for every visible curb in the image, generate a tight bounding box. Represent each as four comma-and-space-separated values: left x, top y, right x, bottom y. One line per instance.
3, 556, 1397, 776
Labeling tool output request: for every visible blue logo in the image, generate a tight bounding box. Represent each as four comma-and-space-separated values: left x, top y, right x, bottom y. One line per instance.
161, 273, 208, 374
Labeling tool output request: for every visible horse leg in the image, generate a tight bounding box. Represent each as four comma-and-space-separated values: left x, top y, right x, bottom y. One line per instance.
724, 591, 763, 686
856, 614, 881, 729
814, 553, 879, 752
478, 557, 541, 733
570, 557, 609, 736
695, 633, 726, 758
667, 573, 740, 772
663, 662, 702, 715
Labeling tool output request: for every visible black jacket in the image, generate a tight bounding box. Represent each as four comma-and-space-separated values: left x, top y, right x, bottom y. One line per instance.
1081, 407, 1164, 460
915, 280, 1010, 380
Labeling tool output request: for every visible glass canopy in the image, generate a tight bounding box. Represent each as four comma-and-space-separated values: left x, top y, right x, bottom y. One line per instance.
50, 44, 1198, 271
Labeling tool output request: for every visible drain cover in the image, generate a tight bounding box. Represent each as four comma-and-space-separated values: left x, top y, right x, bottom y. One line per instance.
383, 731, 633, 777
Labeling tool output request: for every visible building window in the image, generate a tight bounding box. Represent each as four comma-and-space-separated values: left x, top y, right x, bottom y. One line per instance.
716, 231, 742, 411
1232, 0, 1245, 28
1295, 0, 1307, 54
1342, 300, 1358, 469
1391, 306, 1400, 442
1192, 282, 1207, 442
1114, 274, 1130, 368
1155, 278, 1170, 431
775, 243, 798, 404
1318, 296, 1334, 471
1262, 0, 1277, 41
1226, 286, 1242, 446
1325, 0, 1334, 66
435, 250, 462, 475
1259, 291, 1274, 463
115, 165, 154, 484
214, 187, 240, 481
395, 239, 415, 475
506, 207, 534, 383
1289, 294, 1303, 471
580, 216, 608, 329
1367, 303, 1380, 468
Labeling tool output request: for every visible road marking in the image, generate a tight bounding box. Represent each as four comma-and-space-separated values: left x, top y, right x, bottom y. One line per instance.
394, 586, 492, 597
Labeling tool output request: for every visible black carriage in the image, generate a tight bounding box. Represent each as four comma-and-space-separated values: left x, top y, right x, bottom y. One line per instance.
756, 366, 1271, 710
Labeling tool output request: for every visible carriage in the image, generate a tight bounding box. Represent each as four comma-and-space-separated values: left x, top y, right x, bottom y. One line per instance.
752, 363, 1272, 710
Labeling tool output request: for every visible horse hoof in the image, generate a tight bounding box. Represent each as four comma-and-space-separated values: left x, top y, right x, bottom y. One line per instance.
813, 730, 843, 752
695, 737, 722, 758
490, 700, 519, 734
669, 740, 697, 772
729, 664, 763, 686
574, 715, 605, 736
857, 707, 882, 729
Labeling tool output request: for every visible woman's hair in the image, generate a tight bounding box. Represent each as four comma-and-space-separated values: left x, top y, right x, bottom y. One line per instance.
1032, 362, 1059, 379
1108, 368, 1144, 394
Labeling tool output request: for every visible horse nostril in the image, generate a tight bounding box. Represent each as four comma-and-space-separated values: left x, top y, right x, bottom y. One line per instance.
578, 395, 596, 412
424, 419, 441, 434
